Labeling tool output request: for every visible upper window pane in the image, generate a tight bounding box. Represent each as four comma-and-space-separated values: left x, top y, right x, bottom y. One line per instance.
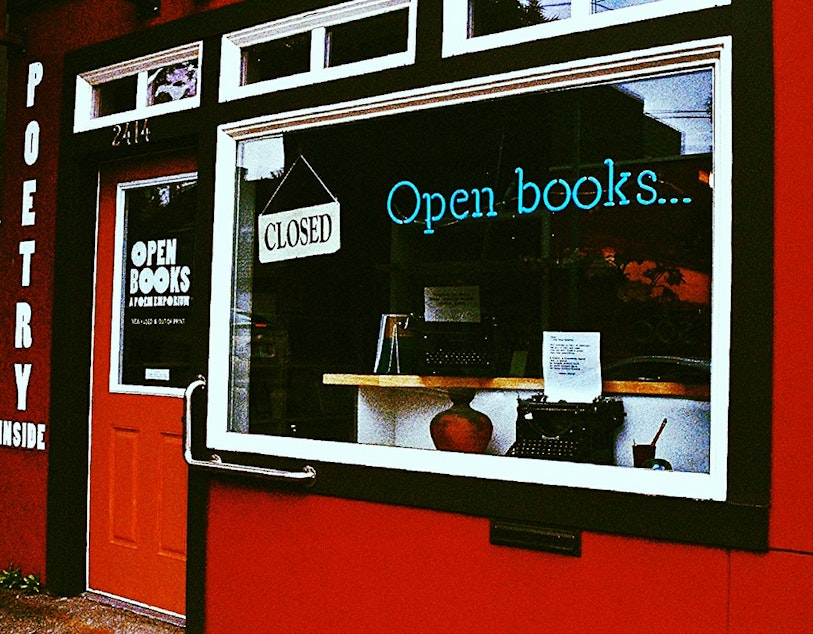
469, 0, 711, 36
446, 0, 731, 56
243, 33, 312, 85
95, 75, 138, 117
326, 9, 410, 66
147, 60, 199, 105
469, 0, 571, 37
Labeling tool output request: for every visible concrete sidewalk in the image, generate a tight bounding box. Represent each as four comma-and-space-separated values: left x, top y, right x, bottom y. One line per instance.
0, 587, 184, 633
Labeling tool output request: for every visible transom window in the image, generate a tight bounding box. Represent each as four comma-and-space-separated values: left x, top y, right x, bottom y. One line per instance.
73, 42, 201, 132
219, 0, 417, 102
443, 0, 731, 55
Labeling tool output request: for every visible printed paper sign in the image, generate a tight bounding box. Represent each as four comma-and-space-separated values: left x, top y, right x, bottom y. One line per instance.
145, 368, 171, 381
543, 331, 602, 403
258, 201, 340, 263
424, 286, 481, 322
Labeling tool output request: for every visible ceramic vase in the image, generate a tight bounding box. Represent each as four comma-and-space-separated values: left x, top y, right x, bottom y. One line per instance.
430, 388, 493, 453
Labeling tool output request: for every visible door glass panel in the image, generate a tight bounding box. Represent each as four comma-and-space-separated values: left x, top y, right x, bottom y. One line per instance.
115, 176, 198, 391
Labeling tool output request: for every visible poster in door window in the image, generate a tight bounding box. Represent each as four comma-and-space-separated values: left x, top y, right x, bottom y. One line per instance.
119, 177, 197, 389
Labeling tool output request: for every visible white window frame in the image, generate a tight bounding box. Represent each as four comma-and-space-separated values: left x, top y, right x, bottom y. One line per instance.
207, 37, 732, 501
442, 0, 731, 57
108, 172, 198, 397
219, 0, 417, 103
74, 42, 202, 133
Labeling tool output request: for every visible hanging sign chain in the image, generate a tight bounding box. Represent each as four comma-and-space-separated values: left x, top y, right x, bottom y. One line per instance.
259, 154, 338, 216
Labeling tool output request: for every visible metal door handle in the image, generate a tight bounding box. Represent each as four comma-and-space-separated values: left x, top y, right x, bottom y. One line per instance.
183, 375, 316, 485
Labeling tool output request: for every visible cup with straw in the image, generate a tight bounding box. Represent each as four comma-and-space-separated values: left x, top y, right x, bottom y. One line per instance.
632, 418, 667, 468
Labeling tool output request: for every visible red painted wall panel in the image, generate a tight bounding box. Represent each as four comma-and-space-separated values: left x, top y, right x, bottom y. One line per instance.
730, 550, 813, 634
771, 1, 813, 554
206, 482, 728, 634
0, 454, 47, 576
0, 26, 59, 581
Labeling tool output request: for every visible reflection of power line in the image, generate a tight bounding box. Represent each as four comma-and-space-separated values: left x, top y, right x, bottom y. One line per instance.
518, 0, 570, 8
592, 1, 665, 10
646, 110, 712, 120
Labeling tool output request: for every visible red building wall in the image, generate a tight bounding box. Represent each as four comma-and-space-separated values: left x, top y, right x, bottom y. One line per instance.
206, 484, 732, 633
200, 2, 813, 631
771, 1, 813, 556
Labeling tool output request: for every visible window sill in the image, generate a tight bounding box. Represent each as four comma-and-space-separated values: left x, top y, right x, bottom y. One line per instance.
323, 373, 709, 399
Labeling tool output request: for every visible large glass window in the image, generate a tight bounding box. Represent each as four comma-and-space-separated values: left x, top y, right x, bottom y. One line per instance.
208, 41, 730, 500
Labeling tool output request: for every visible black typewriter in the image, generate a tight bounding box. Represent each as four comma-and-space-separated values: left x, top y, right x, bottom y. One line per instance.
417, 318, 497, 377
507, 394, 625, 465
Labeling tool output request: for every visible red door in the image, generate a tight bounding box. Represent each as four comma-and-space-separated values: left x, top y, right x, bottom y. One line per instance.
88, 153, 197, 617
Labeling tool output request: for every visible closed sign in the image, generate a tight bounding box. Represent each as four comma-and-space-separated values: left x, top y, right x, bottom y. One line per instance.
258, 201, 340, 263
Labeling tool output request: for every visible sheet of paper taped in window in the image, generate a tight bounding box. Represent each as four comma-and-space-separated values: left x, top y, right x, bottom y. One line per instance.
542, 331, 602, 403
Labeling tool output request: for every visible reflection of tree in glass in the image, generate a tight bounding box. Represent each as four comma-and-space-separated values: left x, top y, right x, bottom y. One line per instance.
469, 0, 566, 37
629, 262, 685, 301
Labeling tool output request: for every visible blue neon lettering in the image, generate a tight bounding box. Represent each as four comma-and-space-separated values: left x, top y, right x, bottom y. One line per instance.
543, 178, 571, 213
387, 180, 421, 224
450, 189, 470, 220
471, 187, 497, 218
636, 170, 658, 205
386, 159, 693, 232
573, 176, 602, 210
515, 167, 540, 215
423, 191, 446, 235
604, 158, 631, 207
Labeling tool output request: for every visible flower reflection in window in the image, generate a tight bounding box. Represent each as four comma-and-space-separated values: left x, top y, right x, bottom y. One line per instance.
147, 60, 198, 106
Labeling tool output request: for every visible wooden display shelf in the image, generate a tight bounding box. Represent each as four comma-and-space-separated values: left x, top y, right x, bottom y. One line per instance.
322, 374, 710, 399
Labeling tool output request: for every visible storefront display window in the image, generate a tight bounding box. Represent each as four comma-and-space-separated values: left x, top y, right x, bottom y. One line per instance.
111, 175, 198, 394
208, 40, 730, 501
220, 0, 417, 101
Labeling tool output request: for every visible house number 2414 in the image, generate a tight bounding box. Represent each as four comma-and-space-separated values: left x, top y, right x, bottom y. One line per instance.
112, 119, 150, 147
